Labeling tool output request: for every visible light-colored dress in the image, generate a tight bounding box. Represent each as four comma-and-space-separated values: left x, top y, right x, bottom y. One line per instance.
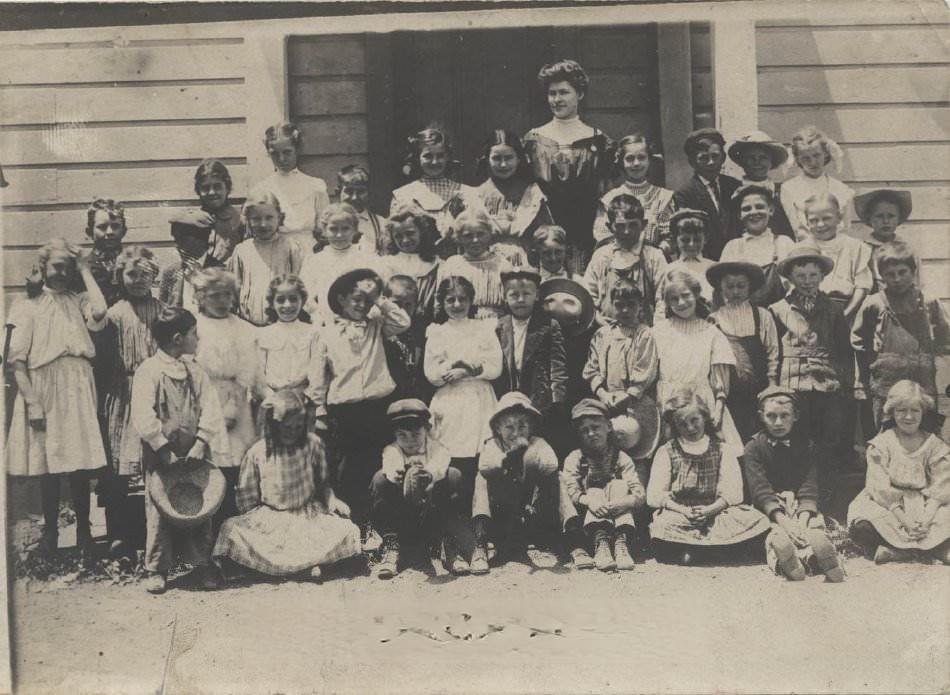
780, 173, 854, 238
299, 245, 378, 319
101, 298, 163, 476
652, 316, 741, 446
594, 180, 676, 247
212, 434, 361, 576
228, 237, 303, 327
437, 252, 513, 321
848, 430, 950, 550
647, 435, 770, 545
257, 320, 320, 398
424, 318, 504, 458
195, 314, 259, 468
390, 178, 479, 238
6, 289, 108, 476
251, 169, 331, 251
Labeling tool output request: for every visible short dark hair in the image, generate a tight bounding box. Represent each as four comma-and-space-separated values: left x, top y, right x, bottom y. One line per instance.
607, 194, 645, 224
151, 307, 197, 349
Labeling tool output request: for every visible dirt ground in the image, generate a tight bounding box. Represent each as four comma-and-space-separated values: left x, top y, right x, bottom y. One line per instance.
9, 539, 950, 695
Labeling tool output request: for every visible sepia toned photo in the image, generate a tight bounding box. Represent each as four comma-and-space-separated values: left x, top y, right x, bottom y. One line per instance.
0, 1, 948, 693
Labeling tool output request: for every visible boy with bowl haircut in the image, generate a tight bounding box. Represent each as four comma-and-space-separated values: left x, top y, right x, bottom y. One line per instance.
370, 399, 470, 579
742, 386, 845, 582
561, 399, 645, 571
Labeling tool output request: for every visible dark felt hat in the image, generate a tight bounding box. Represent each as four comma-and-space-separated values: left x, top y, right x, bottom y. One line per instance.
756, 385, 799, 407
853, 189, 912, 226
683, 128, 726, 156
327, 267, 383, 317
706, 261, 766, 292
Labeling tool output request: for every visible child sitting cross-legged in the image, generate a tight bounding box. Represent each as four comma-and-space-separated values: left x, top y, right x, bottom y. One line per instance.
742, 386, 845, 582
470, 392, 577, 574
561, 399, 646, 571
371, 400, 472, 579
647, 388, 770, 565
213, 389, 361, 582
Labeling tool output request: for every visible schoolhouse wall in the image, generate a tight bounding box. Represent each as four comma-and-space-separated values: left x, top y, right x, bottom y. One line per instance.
0, 32, 253, 310
755, 18, 950, 302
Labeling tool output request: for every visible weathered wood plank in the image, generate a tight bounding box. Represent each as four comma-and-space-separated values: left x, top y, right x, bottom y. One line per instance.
2, 206, 203, 247
0, 44, 245, 85
758, 66, 950, 105
0, 83, 246, 125
577, 28, 654, 69
760, 106, 950, 143
920, 258, 950, 299
2, 122, 246, 166
584, 72, 650, 109
289, 78, 366, 116
296, 116, 368, 156
757, 26, 950, 66
287, 36, 365, 76
836, 143, 950, 182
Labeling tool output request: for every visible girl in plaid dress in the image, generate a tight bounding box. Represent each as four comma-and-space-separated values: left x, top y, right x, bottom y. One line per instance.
647, 388, 769, 564
213, 390, 361, 581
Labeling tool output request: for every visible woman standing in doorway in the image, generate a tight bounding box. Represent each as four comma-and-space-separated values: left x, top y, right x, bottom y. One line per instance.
524, 59, 614, 274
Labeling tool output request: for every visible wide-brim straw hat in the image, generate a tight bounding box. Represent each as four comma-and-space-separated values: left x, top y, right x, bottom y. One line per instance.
621, 395, 662, 460
853, 189, 912, 226
706, 261, 766, 292
776, 243, 835, 279
489, 391, 543, 432
728, 131, 789, 169
147, 460, 226, 529
327, 267, 383, 318
539, 277, 595, 332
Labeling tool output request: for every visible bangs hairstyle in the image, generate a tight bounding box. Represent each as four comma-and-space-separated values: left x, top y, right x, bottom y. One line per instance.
610, 278, 643, 304
476, 129, 531, 180
875, 240, 917, 274
614, 133, 659, 171
790, 126, 832, 165
115, 245, 159, 294
661, 387, 718, 439
606, 193, 645, 224
883, 379, 934, 419
803, 192, 841, 215
260, 389, 309, 457
434, 275, 477, 323
150, 306, 197, 349
662, 269, 711, 319
192, 267, 237, 305
193, 159, 233, 196
385, 206, 441, 262
402, 126, 458, 180
85, 198, 127, 239
263, 120, 303, 151
265, 274, 312, 324
242, 191, 284, 220
537, 59, 590, 95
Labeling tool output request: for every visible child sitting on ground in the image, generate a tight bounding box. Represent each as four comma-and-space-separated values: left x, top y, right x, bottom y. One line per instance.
720, 184, 795, 307
647, 388, 770, 565
562, 399, 645, 571
169, 159, 244, 266
742, 386, 845, 582
707, 261, 781, 442
583, 193, 667, 326
228, 192, 303, 326
7, 240, 109, 558
470, 392, 577, 574
213, 389, 361, 582
371, 400, 471, 579
848, 380, 950, 565
654, 209, 714, 319
130, 307, 227, 593
851, 241, 950, 431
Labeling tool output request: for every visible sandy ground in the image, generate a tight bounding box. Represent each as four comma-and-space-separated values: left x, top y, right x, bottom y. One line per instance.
9, 545, 950, 695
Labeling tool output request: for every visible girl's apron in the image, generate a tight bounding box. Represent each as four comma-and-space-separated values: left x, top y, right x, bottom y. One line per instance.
720, 307, 769, 441
669, 438, 721, 507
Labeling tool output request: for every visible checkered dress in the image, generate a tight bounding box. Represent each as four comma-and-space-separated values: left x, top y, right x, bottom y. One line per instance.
213, 434, 361, 576
668, 437, 722, 507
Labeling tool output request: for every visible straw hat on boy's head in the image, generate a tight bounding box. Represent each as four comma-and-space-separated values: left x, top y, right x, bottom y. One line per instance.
853, 189, 912, 226
776, 243, 834, 279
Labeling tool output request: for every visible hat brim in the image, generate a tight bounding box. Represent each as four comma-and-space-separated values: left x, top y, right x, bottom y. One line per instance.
539, 278, 595, 332
853, 190, 912, 226
327, 268, 382, 317
489, 402, 543, 432
147, 461, 226, 528
727, 141, 789, 169
623, 395, 662, 460
706, 262, 766, 292
776, 252, 834, 279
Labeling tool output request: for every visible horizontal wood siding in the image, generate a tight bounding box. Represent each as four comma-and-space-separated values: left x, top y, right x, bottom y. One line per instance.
0, 36, 250, 309
756, 20, 950, 302
288, 35, 368, 192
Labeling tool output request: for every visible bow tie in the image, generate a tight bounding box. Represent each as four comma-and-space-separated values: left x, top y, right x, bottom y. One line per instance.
768, 437, 791, 448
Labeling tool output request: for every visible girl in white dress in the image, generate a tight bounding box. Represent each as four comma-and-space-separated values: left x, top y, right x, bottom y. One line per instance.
424, 275, 504, 512
257, 275, 320, 405
192, 268, 260, 524
781, 126, 854, 239
652, 269, 741, 447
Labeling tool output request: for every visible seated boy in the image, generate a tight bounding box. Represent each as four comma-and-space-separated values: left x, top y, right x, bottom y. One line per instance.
561, 399, 645, 572
583, 194, 668, 326
130, 307, 227, 594
742, 386, 845, 582
370, 399, 470, 579
470, 392, 577, 574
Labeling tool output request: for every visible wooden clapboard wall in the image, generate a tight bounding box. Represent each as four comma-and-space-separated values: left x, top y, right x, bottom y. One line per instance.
0, 34, 250, 309
756, 18, 950, 301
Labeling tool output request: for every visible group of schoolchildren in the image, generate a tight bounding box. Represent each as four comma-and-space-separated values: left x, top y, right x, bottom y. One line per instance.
7, 59, 950, 596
